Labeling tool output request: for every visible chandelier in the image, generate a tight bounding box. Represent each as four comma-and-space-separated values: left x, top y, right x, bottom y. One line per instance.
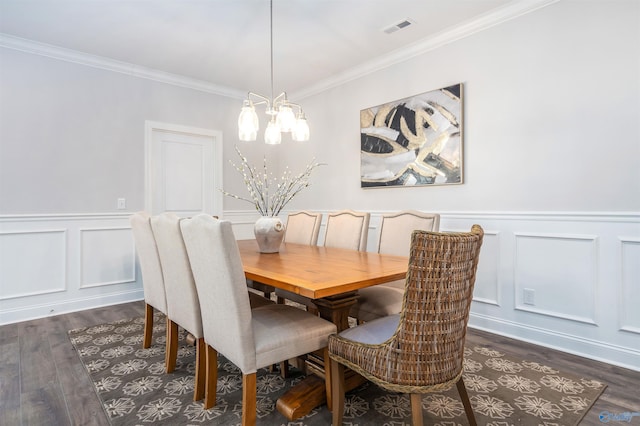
237, 0, 309, 144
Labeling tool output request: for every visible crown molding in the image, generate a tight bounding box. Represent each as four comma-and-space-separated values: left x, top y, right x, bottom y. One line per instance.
1, 0, 558, 101
291, 0, 560, 100
0, 33, 245, 99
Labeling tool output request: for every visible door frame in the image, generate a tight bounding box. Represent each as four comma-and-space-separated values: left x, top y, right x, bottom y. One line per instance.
144, 120, 223, 217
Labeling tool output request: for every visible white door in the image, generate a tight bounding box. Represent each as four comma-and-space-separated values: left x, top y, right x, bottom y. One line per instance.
145, 121, 223, 217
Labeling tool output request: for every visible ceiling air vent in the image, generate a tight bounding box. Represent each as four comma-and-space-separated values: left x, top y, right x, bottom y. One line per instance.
383, 19, 414, 34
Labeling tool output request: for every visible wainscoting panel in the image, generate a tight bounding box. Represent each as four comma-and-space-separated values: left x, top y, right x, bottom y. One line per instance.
513, 232, 597, 325
79, 227, 136, 288
1, 211, 638, 371
620, 237, 640, 334
0, 214, 143, 325
471, 230, 501, 306
0, 229, 67, 299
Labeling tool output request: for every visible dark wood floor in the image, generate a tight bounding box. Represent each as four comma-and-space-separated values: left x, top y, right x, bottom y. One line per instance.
1, 300, 638, 425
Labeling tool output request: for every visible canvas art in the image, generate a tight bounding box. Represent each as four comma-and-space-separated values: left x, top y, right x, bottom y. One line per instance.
360, 83, 463, 187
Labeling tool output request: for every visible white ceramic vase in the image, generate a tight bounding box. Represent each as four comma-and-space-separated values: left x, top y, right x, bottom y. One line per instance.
254, 216, 285, 253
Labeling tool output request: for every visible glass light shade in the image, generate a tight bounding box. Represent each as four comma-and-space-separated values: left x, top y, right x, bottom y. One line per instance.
264, 119, 282, 145
276, 105, 296, 132
238, 103, 259, 141
292, 115, 310, 141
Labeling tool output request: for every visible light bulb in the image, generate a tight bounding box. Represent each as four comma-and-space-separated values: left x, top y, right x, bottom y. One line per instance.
276, 104, 296, 132
238, 101, 259, 141
264, 119, 282, 145
292, 113, 310, 141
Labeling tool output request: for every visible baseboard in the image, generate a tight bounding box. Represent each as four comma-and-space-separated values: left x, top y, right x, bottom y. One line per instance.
469, 313, 640, 372
0, 289, 144, 325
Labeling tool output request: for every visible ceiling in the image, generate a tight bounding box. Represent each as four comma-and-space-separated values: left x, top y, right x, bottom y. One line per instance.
0, 0, 548, 99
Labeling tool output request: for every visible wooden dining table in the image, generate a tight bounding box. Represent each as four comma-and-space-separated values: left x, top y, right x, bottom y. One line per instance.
237, 239, 409, 420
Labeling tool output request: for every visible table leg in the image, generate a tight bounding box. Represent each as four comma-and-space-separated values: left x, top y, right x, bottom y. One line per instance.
276, 292, 363, 420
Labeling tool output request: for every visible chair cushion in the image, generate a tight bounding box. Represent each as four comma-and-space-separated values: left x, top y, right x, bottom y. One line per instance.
350, 285, 404, 322
252, 304, 337, 369
338, 314, 400, 345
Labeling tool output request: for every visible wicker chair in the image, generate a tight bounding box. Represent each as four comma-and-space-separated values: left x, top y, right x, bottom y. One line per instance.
329, 225, 484, 426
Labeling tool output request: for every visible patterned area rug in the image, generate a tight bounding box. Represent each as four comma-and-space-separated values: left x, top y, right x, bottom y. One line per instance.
69, 314, 606, 425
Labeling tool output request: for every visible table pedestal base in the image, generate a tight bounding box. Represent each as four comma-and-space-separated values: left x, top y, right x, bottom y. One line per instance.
276, 292, 365, 421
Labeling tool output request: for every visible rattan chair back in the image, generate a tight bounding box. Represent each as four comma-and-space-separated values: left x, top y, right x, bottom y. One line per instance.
330, 225, 484, 392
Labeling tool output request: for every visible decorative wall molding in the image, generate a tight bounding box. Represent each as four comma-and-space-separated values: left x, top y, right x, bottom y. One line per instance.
0, 33, 244, 99
513, 232, 598, 325
0, 228, 67, 300
0, 0, 559, 101
619, 237, 640, 335
1, 210, 638, 370
0, 214, 142, 325
79, 226, 137, 288
293, 0, 561, 99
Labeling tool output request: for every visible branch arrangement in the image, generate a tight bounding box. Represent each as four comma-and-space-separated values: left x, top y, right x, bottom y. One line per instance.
221, 146, 324, 216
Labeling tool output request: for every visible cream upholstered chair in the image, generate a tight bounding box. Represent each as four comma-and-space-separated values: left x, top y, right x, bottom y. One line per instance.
180, 214, 337, 425
350, 211, 440, 323
329, 225, 483, 426
150, 212, 207, 402
151, 213, 274, 401
129, 212, 168, 349
324, 209, 370, 251
284, 210, 322, 245
274, 211, 323, 305
276, 210, 369, 311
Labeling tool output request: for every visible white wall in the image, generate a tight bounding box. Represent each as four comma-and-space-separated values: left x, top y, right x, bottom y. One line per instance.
0, 47, 266, 215
1, 0, 638, 370
281, 0, 640, 213
276, 0, 640, 370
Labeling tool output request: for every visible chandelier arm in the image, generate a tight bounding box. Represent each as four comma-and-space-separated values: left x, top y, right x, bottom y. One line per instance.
246, 92, 271, 109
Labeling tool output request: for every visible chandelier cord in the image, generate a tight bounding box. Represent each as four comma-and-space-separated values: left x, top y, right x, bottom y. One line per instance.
270, 0, 274, 103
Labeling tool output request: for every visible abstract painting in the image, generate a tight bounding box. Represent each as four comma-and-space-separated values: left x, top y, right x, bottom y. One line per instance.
360, 84, 463, 187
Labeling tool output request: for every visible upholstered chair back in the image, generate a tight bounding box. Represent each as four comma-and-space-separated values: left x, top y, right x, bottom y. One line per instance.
180, 214, 257, 373
150, 213, 203, 339
130, 211, 167, 314
284, 211, 322, 245
324, 210, 370, 251
378, 211, 440, 256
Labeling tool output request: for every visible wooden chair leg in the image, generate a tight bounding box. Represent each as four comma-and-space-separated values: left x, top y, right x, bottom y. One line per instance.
279, 361, 289, 378
165, 318, 178, 373
204, 344, 218, 409
143, 303, 154, 348
410, 394, 423, 426
242, 373, 257, 426
323, 348, 332, 411
330, 359, 345, 425
456, 377, 477, 426
193, 337, 206, 401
